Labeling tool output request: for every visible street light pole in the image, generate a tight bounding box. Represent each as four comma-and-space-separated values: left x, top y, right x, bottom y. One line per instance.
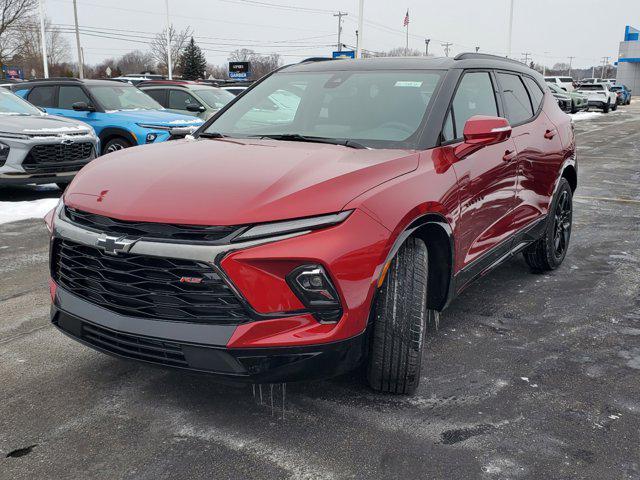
72, 0, 84, 79
38, 0, 49, 78
165, 0, 173, 80
356, 0, 364, 58
568, 56, 575, 77
425, 38, 430, 56
506, 0, 514, 58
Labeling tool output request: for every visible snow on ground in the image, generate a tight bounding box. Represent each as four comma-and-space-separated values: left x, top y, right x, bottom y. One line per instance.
0, 197, 59, 225
569, 108, 625, 122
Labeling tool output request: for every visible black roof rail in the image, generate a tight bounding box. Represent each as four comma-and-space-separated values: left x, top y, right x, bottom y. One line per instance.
299, 57, 334, 64
454, 52, 526, 66
25, 77, 84, 83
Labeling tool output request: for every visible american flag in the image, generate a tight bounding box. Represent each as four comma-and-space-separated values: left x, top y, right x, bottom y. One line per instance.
403, 10, 409, 27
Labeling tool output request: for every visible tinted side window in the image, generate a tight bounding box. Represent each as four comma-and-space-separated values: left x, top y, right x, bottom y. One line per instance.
522, 77, 544, 112
27, 86, 57, 108
144, 89, 167, 106
497, 73, 533, 125
449, 71, 498, 140
168, 90, 200, 110
58, 86, 91, 109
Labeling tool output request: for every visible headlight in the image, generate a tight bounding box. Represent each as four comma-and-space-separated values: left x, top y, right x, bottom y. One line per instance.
233, 210, 352, 242
0, 142, 9, 166
44, 197, 64, 234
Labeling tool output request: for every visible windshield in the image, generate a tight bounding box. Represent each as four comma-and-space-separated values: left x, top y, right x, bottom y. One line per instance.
87, 85, 163, 111
204, 70, 444, 149
194, 88, 235, 109
610, 86, 622, 91
0, 89, 42, 116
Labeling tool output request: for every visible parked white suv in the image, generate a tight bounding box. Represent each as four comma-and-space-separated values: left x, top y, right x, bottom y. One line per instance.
575, 83, 618, 113
544, 76, 575, 92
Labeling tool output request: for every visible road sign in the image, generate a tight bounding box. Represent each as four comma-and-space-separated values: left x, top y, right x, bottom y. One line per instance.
105, 67, 112, 77
2, 65, 24, 80
333, 50, 355, 59
229, 61, 250, 79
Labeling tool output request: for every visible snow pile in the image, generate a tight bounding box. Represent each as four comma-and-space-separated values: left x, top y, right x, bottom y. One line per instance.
0, 198, 59, 225
570, 111, 603, 121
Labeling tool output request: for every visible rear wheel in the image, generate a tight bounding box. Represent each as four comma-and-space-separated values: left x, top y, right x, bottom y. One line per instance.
367, 237, 430, 394
102, 137, 132, 155
523, 178, 573, 273
570, 101, 578, 114
612, 102, 618, 111
602, 101, 610, 113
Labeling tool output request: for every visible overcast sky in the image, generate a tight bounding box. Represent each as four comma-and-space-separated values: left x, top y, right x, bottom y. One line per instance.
44, 0, 638, 70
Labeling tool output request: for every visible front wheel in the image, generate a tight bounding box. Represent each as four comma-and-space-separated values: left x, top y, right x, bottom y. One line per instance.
570, 101, 578, 114
367, 237, 430, 394
102, 137, 132, 155
523, 178, 573, 273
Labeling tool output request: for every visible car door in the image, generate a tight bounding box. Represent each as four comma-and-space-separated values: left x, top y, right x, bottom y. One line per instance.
143, 88, 168, 108
497, 72, 564, 234
25, 85, 58, 110
443, 70, 519, 273
48, 85, 97, 127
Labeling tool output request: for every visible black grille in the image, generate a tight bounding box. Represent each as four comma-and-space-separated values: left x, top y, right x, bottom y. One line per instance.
23, 142, 94, 173
64, 207, 240, 243
81, 321, 188, 367
53, 239, 250, 324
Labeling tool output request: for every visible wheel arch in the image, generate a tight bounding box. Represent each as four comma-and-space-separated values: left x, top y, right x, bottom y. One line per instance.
98, 128, 138, 150
561, 164, 577, 193
383, 213, 455, 312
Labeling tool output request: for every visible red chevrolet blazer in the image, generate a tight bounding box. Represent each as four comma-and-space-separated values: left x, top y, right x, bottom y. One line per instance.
46, 54, 576, 394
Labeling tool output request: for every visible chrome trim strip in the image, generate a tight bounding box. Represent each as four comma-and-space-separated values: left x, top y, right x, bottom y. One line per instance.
53, 213, 310, 263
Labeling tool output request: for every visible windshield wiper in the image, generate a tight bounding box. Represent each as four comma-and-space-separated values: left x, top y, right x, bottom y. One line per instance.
198, 132, 229, 139
255, 134, 367, 149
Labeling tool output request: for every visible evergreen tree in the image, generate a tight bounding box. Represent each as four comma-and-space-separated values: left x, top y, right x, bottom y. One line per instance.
180, 38, 207, 80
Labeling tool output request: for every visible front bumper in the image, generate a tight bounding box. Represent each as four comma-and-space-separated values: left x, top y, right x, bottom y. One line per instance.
51, 287, 367, 383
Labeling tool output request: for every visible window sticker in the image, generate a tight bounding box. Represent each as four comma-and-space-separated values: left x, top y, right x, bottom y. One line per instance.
394, 81, 423, 87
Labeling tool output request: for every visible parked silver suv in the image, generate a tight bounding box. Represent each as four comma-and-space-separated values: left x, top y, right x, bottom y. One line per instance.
0, 88, 99, 188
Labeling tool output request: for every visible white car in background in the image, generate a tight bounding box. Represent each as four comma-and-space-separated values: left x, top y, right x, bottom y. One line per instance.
545, 76, 575, 92
575, 83, 618, 113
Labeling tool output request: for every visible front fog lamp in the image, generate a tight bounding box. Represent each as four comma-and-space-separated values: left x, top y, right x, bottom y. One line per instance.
286, 265, 342, 322
146, 133, 158, 143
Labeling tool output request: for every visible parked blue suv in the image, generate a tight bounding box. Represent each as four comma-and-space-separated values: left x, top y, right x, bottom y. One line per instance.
610, 84, 632, 105
12, 79, 203, 154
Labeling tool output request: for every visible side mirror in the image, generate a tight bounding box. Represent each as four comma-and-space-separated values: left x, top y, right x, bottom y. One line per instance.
37, 106, 47, 113
454, 115, 512, 161
186, 103, 205, 113
72, 101, 95, 112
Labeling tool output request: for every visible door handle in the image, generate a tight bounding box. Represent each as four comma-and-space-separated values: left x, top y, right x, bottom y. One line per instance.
544, 129, 556, 139
503, 150, 517, 162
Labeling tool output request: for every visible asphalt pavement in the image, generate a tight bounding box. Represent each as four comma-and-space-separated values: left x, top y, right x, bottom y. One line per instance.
1, 105, 639, 480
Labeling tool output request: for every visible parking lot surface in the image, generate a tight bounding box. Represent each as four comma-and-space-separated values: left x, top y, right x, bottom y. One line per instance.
1, 106, 639, 479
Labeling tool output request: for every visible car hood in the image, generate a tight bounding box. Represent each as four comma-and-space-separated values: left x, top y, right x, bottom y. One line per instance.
0, 114, 93, 135
106, 109, 203, 127
65, 138, 418, 225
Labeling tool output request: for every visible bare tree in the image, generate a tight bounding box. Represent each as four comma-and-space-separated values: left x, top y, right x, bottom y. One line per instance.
378, 47, 424, 57
150, 24, 191, 75
118, 50, 155, 74
207, 63, 227, 80
0, 0, 37, 65
13, 17, 70, 77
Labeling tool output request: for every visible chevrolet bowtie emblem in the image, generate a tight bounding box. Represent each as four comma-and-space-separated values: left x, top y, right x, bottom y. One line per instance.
95, 235, 137, 256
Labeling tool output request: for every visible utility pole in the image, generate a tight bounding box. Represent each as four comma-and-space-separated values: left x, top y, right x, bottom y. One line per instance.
506, 0, 514, 57
425, 38, 430, 56
521, 52, 531, 65
356, 0, 364, 58
475, 46, 480, 53
165, 0, 173, 79
333, 12, 347, 52
568, 56, 575, 77
441, 42, 453, 57
38, 0, 49, 78
601, 56, 610, 79
72, 0, 83, 79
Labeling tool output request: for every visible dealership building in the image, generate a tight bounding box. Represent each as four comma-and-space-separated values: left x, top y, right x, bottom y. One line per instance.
616, 26, 640, 92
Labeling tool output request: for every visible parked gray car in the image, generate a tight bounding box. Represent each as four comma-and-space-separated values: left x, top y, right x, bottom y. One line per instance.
0, 88, 99, 188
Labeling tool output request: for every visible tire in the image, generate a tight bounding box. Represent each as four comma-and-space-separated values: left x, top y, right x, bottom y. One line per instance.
612, 102, 618, 111
602, 101, 610, 113
102, 137, 132, 155
570, 101, 578, 114
523, 178, 573, 273
367, 237, 430, 394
